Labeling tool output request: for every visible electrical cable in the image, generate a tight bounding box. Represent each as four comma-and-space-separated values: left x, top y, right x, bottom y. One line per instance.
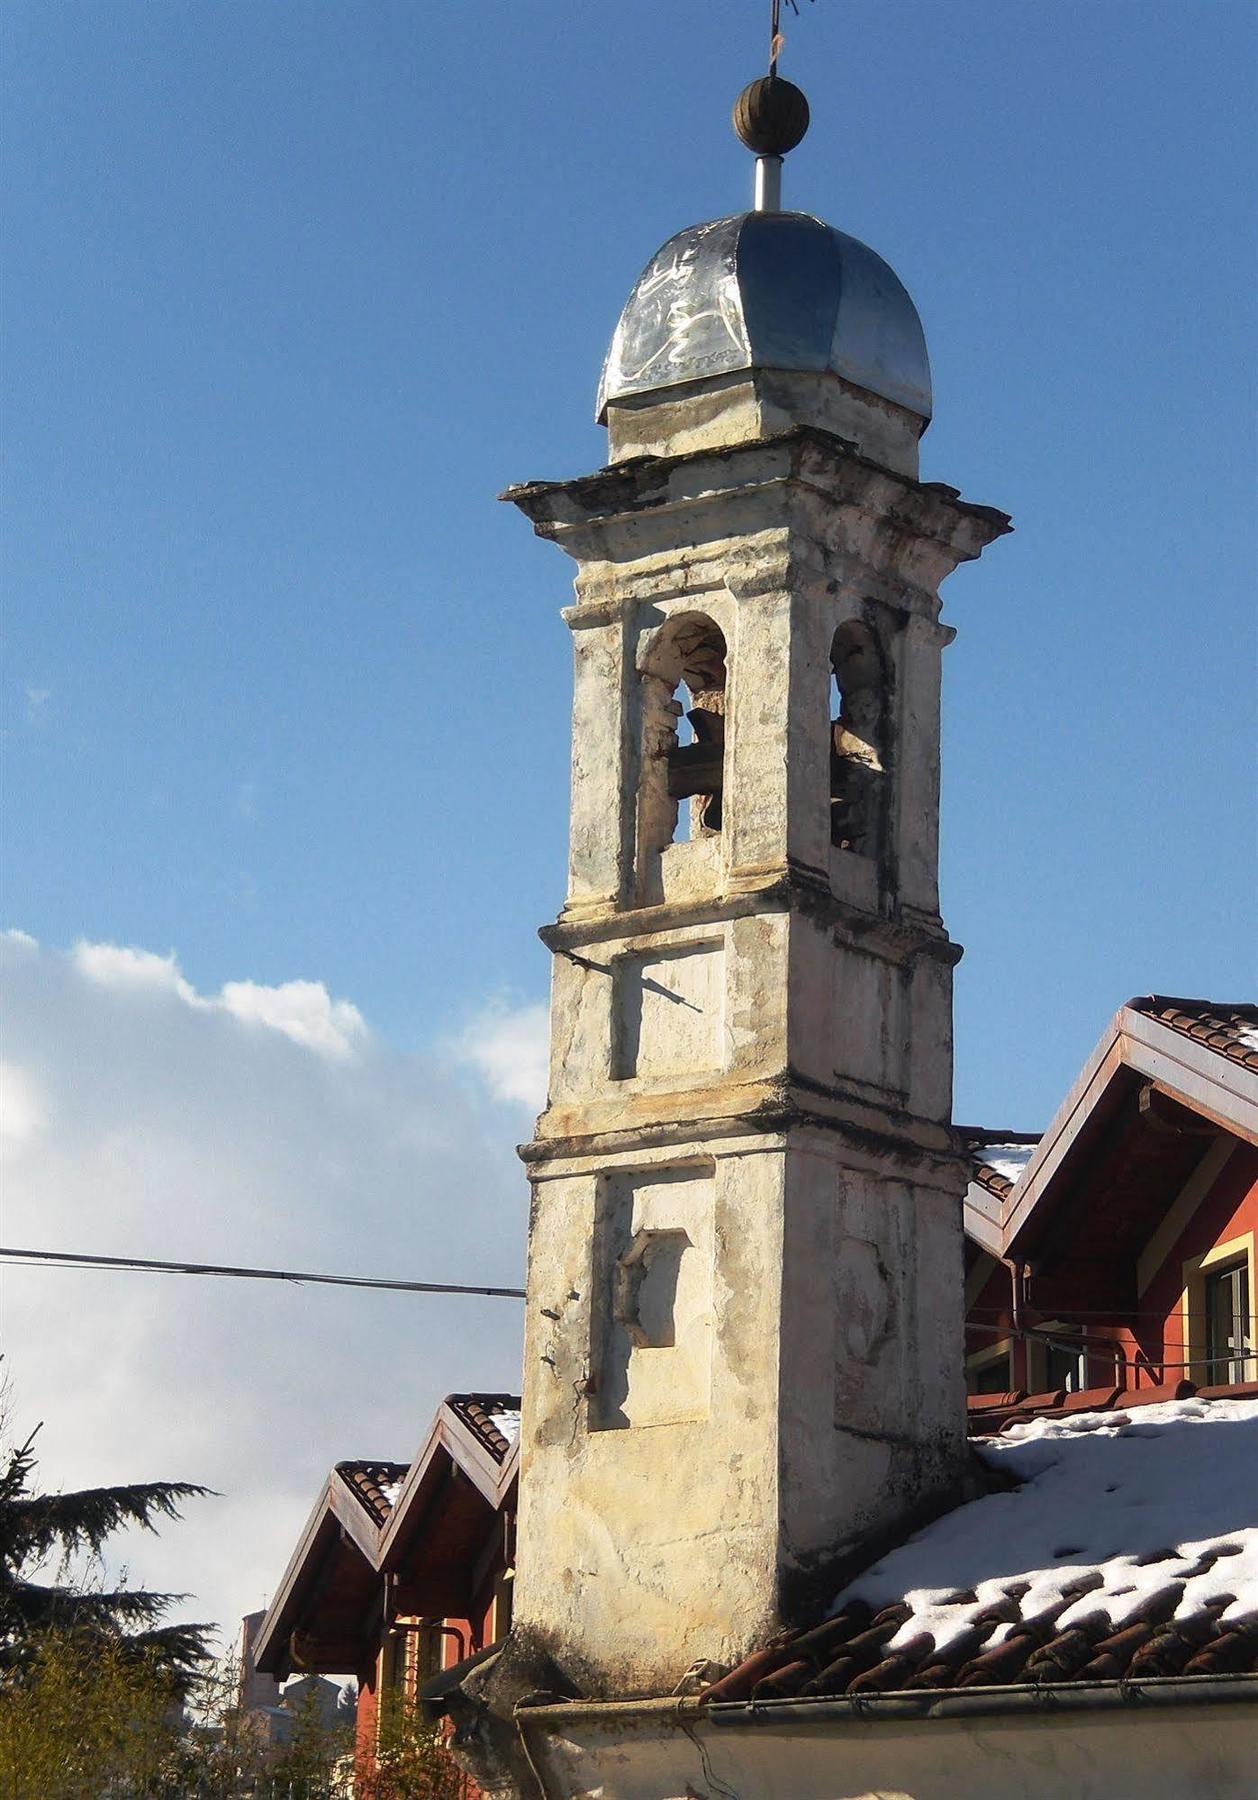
0, 1245, 524, 1300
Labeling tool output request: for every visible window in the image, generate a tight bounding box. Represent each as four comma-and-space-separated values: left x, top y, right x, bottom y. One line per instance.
1041, 1329, 1089, 1394
1205, 1261, 1254, 1385
966, 1341, 1013, 1395
1183, 1234, 1256, 1387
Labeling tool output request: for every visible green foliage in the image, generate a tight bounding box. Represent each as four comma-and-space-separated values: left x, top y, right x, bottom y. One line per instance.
0, 1631, 358, 1799
0, 1628, 184, 1800
360, 1690, 466, 1800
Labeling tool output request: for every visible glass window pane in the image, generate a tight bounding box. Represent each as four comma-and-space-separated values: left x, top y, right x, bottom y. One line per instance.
1206, 1262, 1253, 1384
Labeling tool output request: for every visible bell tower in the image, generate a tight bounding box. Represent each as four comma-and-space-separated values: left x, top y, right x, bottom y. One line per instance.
503, 77, 1010, 1698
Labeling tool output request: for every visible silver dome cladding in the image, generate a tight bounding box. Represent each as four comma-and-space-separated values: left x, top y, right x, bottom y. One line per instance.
596, 211, 931, 424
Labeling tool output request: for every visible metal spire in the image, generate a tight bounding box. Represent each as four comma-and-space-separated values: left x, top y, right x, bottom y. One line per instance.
732, 6, 811, 212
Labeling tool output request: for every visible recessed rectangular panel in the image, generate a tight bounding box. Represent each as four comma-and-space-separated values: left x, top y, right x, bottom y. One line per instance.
613, 941, 724, 1081
593, 1166, 715, 1430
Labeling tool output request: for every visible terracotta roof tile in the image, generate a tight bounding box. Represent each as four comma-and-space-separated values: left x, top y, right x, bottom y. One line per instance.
446, 1393, 521, 1463
709, 1591, 1258, 1702
1130, 995, 1258, 1072
967, 1377, 1203, 1435
335, 1460, 410, 1525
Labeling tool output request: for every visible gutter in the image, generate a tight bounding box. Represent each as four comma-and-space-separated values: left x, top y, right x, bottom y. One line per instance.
706, 1672, 1258, 1726
517, 1672, 1258, 1736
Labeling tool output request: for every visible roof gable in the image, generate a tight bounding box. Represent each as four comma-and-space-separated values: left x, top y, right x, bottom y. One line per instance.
963, 997, 1258, 1265
252, 1392, 519, 1678
377, 1393, 519, 1572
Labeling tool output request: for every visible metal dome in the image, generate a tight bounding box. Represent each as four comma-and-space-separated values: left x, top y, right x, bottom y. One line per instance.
596, 211, 931, 424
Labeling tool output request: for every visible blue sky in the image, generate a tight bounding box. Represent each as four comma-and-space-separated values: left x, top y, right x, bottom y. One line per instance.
1, 3, 1254, 1639
5, 1, 1254, 1119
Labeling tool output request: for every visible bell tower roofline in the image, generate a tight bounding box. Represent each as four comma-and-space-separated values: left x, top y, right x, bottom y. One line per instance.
597, 81, 932, 474
597, 211, 930, 427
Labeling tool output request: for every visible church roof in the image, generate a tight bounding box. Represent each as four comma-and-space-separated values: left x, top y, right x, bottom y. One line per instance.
596, 211, 931, 424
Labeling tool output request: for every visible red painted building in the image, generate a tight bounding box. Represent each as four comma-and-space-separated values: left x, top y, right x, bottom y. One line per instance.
963, 997, 1257, 1414
252, 1393, 519, 1795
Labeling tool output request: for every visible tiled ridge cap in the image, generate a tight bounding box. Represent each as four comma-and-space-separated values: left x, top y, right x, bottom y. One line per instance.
335, 1459, 410, 1524
966, 1378, 1258, 1436
970, 1163, 1016, 1201
445, 1392, 522, 1463
1128, 996, 1258, 1073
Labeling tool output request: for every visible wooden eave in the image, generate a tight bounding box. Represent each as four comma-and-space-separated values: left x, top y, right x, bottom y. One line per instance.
377, 1403, 518, 1574
251, 1471, 383, 1679
963, 1004, 1258, 1268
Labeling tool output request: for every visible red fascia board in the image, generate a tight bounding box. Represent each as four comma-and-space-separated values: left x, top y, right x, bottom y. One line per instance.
1119, 1011, 1258, 1145
328, 1472, 390, 1562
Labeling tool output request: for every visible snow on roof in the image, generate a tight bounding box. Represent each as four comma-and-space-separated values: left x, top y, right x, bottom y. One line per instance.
840, 1397, 1258, 1655
488, 1407, 521, 1446
972, 1142, 1036, 1186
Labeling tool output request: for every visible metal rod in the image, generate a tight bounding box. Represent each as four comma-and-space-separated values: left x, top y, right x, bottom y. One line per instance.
754, 154, 782, 211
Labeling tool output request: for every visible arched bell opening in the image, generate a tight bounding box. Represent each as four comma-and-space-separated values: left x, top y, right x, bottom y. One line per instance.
637, 614, 728, 873
830, 619, 889, 859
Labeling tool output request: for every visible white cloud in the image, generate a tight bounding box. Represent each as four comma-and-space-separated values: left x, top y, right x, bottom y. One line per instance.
1, 934, 528, 1649
71, 939, 364, 1061
73, 940, 196, 1000
458, 1000, 549, 1111
0, 1059, 46, 1151
218, 979, 366, 1061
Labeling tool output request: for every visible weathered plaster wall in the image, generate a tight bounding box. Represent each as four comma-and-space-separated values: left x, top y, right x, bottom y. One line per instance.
606, 369, 925, 478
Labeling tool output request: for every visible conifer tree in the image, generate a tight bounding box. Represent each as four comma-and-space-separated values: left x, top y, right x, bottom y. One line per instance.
0, 1420, 214, 1690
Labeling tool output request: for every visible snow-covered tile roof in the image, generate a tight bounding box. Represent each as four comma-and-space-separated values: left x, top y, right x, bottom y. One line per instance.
959, 1130, 1040, 1201
335, 1459, 410, 1524
447, 1392, 522, 1463
1130, 997, 1258, 1073
488, 1407, 522, 1446
703, 1396, 1258, 1702
846, 1397, 1258, 1651
974, 1142, 1036, 1187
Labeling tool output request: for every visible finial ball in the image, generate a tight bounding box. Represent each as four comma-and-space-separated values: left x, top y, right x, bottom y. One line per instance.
733, 76, 810, 157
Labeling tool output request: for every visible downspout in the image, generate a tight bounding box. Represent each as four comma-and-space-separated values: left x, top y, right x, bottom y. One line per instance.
1001, 1256, 1027, 1335
1001, 1256, 1029, 1378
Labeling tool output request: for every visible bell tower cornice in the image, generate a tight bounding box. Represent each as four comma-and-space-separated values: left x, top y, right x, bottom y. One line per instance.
503, 427, 1010, 610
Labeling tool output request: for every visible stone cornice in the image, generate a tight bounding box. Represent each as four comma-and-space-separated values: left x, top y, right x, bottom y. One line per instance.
519, 1074, 966, 1192
501, 427, 1011, 577
543, 864, 961, 968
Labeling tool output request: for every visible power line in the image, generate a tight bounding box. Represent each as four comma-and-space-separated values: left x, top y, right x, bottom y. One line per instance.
0, 1245, 525, 1300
